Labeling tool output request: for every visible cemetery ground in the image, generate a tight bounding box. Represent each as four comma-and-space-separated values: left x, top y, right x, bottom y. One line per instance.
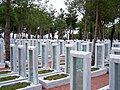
0, 61, 109, 90
1, 39, 119, 90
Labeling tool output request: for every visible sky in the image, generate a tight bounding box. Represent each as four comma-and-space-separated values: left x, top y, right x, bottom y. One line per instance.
48, 0, 67, 12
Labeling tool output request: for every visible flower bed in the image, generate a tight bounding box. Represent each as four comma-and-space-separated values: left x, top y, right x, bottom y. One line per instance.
105, 64, 109, 67
38, 70, 54, 74
0, 76, 19, 82
0, 82, 30, 90
39, 73, 70, 89
44, 74, 68, 80
91, 68, 107, 77
91, 67, 99, 71
0, 71, 11, 75
60, 63, 65, 65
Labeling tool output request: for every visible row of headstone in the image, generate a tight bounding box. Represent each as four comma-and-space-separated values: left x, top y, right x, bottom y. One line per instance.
9, 39, 114, 69
10, 43, 38, 85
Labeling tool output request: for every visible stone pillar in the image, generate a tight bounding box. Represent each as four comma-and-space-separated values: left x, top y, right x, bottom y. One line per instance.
104, 42, 110, 60
59, 40, 65, 55
0, 41, 5, 68
70, 50, 91, 90
28, 46, 38, 85
65, 44, 74, 73
75, 40, 81, 51
109, 54, 120, 90
0, 42, 4, 64
88, 42, 93, 52
51, 43, 60, 71
18, 45, 26, 77
10, 44, 17, 72
81, 42, 89, 52
111, 47, 120, 55
41, 43, 48, 68
95, 43, 105, 68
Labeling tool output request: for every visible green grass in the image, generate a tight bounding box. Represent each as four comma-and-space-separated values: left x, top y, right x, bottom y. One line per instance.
0, 71, 11, 74
0, 76, 19, 82
44, 74, 68, 81
91, 68, 99, 71
38, 70, 54, 74
60, 63, 65, 65
105, 64, 109, 67
0, 82, 30, 90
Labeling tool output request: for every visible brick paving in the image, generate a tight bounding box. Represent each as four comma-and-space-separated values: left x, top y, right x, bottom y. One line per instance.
0, 68, 10, 70
43, 74, 109, 90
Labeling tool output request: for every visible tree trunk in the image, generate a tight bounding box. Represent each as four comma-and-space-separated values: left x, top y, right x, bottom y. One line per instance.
5, 0, 10, 61
83, 13, 88, 41
91, 0, 99, 66
110, 24, 115, 48
28, 23, 31, 39
118, 33, 120, 40
69, 26, 72, 40
36, 29, 38, 39
48, 29, 50, 39
18, 25, 20, 39
90, 23, 93, 42
79, 28, 82, 40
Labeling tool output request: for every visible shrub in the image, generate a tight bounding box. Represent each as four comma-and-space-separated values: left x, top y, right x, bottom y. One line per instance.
60, 63, 65, 65
38, 70, 54, 74
0, 71, 11, 74
91, 68, 99, 71
44, 74, 68, 80
105, 64, 109, 67
0, 82, 30, 90
0, 76, 19, 82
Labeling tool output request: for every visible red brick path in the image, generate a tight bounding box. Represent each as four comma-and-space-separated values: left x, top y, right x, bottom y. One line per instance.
43, 74, 109, 90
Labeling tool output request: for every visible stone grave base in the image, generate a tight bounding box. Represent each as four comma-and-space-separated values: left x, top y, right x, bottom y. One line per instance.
0, 75, 27, 85
97, 85, 109, 90
91, 67, 107, 77
39, 72, 70, 89
0, 80, 42, 90
0, 63, 5, 68
38, 68, 59, 77
0, 70, 17, 78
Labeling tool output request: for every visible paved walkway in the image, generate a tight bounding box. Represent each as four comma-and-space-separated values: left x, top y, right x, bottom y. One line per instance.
43, 74, 109, 90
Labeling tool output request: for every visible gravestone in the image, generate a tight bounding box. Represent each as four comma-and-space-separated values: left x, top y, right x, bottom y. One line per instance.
112, 42, 120, 47
28, 46, 38, 85
95, 43, 105, 68
81, 42, 89, 52
109, 54, 120, 90
111, 47, 120, 55
0, 42, 4, 66
10, 44, 17, 72
34, 39, 37, 46
51, 43, 60, 71
104, 42, 110, 60
24, 40, 29, 61
88, 42, 93, 52
18, 45, 26, 77
41, 43, 48, 68
65, 44, 74, 73
59, 40, 65, 55
75, 40, 81, 51
0, 41, 5, 68
37, 40, 42, 56
70, 51, 91, 90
